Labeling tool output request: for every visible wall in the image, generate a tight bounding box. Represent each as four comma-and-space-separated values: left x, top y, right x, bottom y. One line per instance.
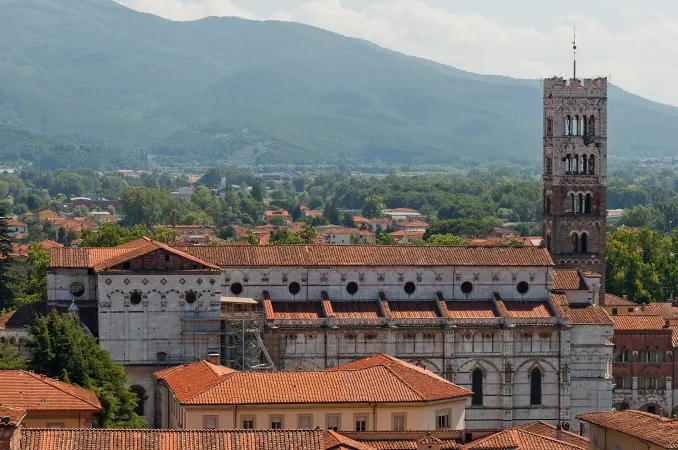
587, 424, 662, 450
20, 411, 93, 428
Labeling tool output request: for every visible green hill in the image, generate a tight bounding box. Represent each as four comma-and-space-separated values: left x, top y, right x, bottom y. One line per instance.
0, 0, 677, 166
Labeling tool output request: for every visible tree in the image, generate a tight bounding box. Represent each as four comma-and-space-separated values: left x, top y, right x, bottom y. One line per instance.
0, 341, 26, 370
377, 232, 396, 245
244, 230, 259, 245
361, 195, 385, 219
73, 204, 90, 217
323, 201, 340, 225
28, 311, 145, 428
199, 168, 223, 189
308, 196, 324, 210
426, 234, 463, 245
251, 180, 266, 202
269, 228, 304, 245
0, 208, 16, 309
14, 243, 50, 305
424, 218, 499, 240
79, 223, 177, 247
341, 214, 356, 228
296, 225, 316, 244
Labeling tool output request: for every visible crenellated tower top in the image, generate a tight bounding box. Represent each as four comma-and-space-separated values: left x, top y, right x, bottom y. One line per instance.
543, 77, 608, 97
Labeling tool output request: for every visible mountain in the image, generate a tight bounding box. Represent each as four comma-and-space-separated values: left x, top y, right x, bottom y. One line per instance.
0, 0, 677, 166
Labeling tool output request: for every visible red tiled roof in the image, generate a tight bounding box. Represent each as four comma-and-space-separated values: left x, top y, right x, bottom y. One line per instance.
325, 430, 377, 450
154, 360, 236, 402
444, 302, 498, 319
513, 421, 588, 448
18, 429, 333, 450
12, 240, 63, 258
501, 302, 554, 318
604, 294, 635, 306
331, 301, 383, 318
268, 302, 324, 319
399, 221, 429, 228
348, 432, 461, 449
613, 314, 667, 331
5, 219, 27, 227
577, 410, 678, 448
671, 326, 678, 347
0, 302, 50, 330
387, 301, 440, 318
324, 227, 375, 236
160, 354, 470, 405
0, 405, 27, 426
0, 370, 101, 412
463, 428, 585, 450
172, 246, 554, 268
552, 269, 587, 290
566, 305, 613, 325
643, 302, 678, 319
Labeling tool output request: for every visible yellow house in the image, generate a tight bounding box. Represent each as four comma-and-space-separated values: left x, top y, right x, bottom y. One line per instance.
156, 354, 471, 432
577, 410, 678, 450
603, 294, 637, 316
0, 370, 101, 428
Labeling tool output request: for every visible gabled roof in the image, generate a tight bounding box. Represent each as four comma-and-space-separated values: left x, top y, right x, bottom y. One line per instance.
463, 428, 586, 450
324, 430, 377, 450
49, 237, 220, 271
157, 354, 470, 405
18, 429, 343, 450
0, 370, 101, 412
577, 410, 678, 448
172, 246, 554, 268
565, 305, 613, 325
612, 314, 667, 331
643, 302, 678, 319
0, 405, 27, 426
552, 269, 587, 290
604, 294, 635, 306
513, 421, 588, 448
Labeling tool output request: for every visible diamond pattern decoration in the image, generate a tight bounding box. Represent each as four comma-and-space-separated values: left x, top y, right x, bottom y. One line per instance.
209, 278, 216, 285
196, 278, 203, 285
124, 278, 131, 285
179, 278, 186, 285
105, 278, 112, 285
142, 278, 149, 285
160, 278, 167, 285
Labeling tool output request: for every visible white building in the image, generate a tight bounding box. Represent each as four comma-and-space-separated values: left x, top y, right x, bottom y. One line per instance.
47, 240, 613, 431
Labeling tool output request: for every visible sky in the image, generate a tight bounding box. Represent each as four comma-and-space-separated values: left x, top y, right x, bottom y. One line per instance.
115, 0, 678, 107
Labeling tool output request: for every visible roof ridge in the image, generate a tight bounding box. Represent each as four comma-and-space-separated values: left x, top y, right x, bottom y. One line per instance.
516, 429, 588, 449
183, 371, 238, 402
23, 371, 101, 409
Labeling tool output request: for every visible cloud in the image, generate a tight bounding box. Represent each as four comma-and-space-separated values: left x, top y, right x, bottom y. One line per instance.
115, 0, 255, 21
115, 0, 678, 106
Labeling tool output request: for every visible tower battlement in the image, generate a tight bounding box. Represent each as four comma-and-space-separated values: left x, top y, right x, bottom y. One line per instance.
543, 77, 607, 97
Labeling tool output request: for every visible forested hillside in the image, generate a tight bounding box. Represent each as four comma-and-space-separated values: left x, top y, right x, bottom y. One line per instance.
0, 0, 677, 166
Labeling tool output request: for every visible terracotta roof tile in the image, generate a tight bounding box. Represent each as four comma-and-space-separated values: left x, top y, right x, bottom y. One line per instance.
160, 354, 470, 405
643, 302, 678, 319
331, 301, 383, 319
5, 219, 27, 227
154, 360, 236, 403
18, 429, 331, 450
172, 246, 554, 267
577, 410, 678, 448
386, 301, 441, 318
513, 421, 588, 448
269, 302, 324, 319
0, 405, 27, 426
603, 294, 635, 306
0, 370, 101, 412
502, 302, 554, 318
552, 269, 587, 290
444, 302, 498, 318
463, 429, 586, 450
566, 305, 613, 325
613, 314, 667, 330
325, 430, 377, 450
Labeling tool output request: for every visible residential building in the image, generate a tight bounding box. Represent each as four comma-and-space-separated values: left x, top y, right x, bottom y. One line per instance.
156, 354, 470, 431
4, 219, 27, 237
577, 410, 678, 450
603, 294, 637, 316
0, 370, 101, 428
322, 227, 376, 244
12, 240, 64, 276
48, 242, 613, 430
494, 228, 520, 239
606, 209, 624, 222
611, 314, 677, 416
265, 210, 291, 223
170, 225, 215, 244
542, 76, 608, 301
70, 197, 121, 210
390, 230, 425, 243
353, 216, 393, 231
398, 221, 429, 232
382, 208, 425, 222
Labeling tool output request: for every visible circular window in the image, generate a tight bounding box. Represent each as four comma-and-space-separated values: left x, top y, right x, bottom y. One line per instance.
185, 291, 197, 304
230, 282, 243, 296
404, 282, 416, 295
346, 282, 359, 296
517, 281, 529, 294
289, 282, 301, 296
461, 281, 474, 294
130, 292, 142, 305
70, 282, 85, 297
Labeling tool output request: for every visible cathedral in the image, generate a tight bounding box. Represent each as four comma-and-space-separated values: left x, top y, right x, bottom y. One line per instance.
39, 74, 613, 431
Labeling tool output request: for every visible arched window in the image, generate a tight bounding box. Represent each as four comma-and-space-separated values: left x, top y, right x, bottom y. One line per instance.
622, 349, 630, 362
564, 154, 572, 174
588, 155, 595, 175
546, 118, 553, 136
580, 233, 588, 253
130, 385, 146, 417
585, 194, 592, 214
648, 349, 657, 362
530, 368, 542, 405
573, 154, 579, 174
582, 154, 588, 174
568, 193, 575, 213
588, 115, 595, 136
471, 369, 483, 406
573, 116, 579, 135
639, 350, 647, 362
566, 116, 571, 136
571, 232, 579, 253
582, 116, 587, 135
578, 193, 584, 213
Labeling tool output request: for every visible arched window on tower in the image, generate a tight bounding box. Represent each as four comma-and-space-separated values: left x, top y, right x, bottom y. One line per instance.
589, 155, 595, 175
578, 193, 584, 213
568, 193, 575, 213
471, 369, 483, 406
530, 368, 542, 405
582, 154, 588, 174
546, 118, 553, 136
585, 194, 592, 214
571, 232, 579, 253
566, 115, 572, 136
573, 154, 579, 174
564, 154, 571, 174
573, 116, 579, 135
582, 116, 588, 135
589, 115, 596, 136
581, 233, 588, 253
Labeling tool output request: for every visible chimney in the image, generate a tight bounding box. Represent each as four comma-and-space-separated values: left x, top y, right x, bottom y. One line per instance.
207, 353, 220, 366
555, 424, 563, 441
562, 422, 570, 432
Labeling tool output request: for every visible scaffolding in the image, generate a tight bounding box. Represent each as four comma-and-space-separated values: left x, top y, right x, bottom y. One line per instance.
221, 301, 276, 371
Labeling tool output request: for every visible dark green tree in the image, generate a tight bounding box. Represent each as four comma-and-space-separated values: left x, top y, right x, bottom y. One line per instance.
28, 311, 145, 428
361, 195, 385, 219
199, 168, 223, 189
0, 206, 16, 309
0, 341, 26, 370
323, 201, 340, 225
251, 179, 266, 202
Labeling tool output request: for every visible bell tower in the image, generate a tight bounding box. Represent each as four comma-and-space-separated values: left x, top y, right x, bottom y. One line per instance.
542, 46, 607, 303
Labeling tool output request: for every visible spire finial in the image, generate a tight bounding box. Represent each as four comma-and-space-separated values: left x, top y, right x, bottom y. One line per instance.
572, 28, 577, 80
